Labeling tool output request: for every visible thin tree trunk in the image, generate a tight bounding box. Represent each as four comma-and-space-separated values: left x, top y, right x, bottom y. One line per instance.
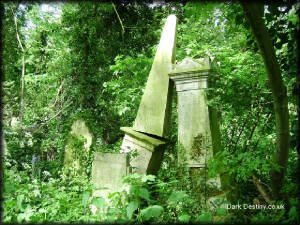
11, 6, 26, 120
241, 2, 290, 200
20, 53, 25, 118
112, 2, 125, 42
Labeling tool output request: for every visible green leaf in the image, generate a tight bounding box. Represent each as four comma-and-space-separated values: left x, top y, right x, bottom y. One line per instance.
140, 205, 163, 221
139, 188, 150, 201
130, 173, 141, 179
17, 213, 25, 223
197, 212, 213, 223
38, 208, 47, 213
167, 191, 188, 204
141, 174, 156, 182
179, 214, 191, 223
126, 201, 139, 219
91, 197, 106, 209
17, 194, 24, 210
82, 191, 90, 208
288, 206, 299, 221
216, 208, 227, 216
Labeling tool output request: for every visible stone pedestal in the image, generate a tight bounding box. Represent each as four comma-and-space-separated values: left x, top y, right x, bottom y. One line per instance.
169, 57, 227, 208
91, 152, 130, 201
169, 57, 214, 167
120, 127, 167, 175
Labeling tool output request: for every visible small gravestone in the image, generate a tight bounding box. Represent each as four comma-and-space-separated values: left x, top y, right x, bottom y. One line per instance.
92, 152, 129, 191
64, 119, 92, 174
91, 152, 129, 213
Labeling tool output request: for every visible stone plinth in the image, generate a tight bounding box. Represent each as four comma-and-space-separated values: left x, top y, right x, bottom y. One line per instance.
120, 127, 167, 175
169, 57, 226, 208
91, 152, 129, 201
133, 15, 177, 138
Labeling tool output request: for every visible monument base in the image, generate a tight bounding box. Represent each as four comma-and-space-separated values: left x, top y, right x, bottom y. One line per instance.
120, 127, 167, 175
190, 167, 228, 209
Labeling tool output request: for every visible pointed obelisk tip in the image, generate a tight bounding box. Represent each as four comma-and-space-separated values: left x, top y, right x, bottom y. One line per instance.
167, 14, 177, 20
167, 14, 176, 20
165, 14, 177, 26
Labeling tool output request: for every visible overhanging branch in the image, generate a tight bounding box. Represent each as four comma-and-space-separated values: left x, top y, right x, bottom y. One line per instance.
112, 2, 125, 41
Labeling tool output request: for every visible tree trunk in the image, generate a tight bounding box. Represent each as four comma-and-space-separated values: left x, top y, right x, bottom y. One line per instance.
11, 5, 26, 120
20, 53, 25, 118
240, 2, 290, 200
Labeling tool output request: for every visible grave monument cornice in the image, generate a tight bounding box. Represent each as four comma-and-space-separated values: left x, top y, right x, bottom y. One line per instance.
169, 57, 211, 92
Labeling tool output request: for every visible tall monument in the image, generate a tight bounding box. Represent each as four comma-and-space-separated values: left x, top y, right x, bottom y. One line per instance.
169, 57, 231, 208
120, 15, 177, 174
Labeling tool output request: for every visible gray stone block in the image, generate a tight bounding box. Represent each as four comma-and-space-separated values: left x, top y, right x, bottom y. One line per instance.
120, 127, 167, 175
91, 152, 129, 191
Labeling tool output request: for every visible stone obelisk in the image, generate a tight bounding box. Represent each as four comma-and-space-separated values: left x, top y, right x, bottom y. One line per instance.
120, 15, 177, 174
133, 14, 177, 137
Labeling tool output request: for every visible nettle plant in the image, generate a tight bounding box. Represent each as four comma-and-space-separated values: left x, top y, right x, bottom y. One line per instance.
86, 172, 229, 223
83, 173, 164, 223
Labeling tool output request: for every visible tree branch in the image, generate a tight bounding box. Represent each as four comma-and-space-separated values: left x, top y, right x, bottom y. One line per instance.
20, 54, 25, 117
228, 120, 237, 151
232, 107, 254, 153
33, 101, 73, 134
11, 5, 27, 119
251, 112, 272, 152
251, 174, 272, 204
11, 6, 24, 52
243, 105, 264, 152
241, 2, 290, 200
52, 80, 65, 109
112, 2, 125, 42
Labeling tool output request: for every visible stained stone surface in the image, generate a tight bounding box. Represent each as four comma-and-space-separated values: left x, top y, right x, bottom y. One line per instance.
206, 192, 228, 209
91, 152, 130, 212
120, 127, 166, 175
133, 14, 177, 138
64, 119, 92, 172
170, 57, 228, 209
118, 15, 177, 176
92, 152, 129, 191
170, 57, 215, 167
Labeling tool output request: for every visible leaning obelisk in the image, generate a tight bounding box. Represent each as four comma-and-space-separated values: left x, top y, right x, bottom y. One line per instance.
120, 15, 177, 174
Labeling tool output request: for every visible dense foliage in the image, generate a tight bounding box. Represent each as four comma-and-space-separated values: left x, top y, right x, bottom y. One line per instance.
2, 1, 299, 224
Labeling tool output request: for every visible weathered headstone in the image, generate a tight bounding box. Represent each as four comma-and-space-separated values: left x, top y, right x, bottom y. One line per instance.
64, 119, 92, 174
120, 15, 177, 175
169, 57, 230, 208
91, 152, 129, 199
